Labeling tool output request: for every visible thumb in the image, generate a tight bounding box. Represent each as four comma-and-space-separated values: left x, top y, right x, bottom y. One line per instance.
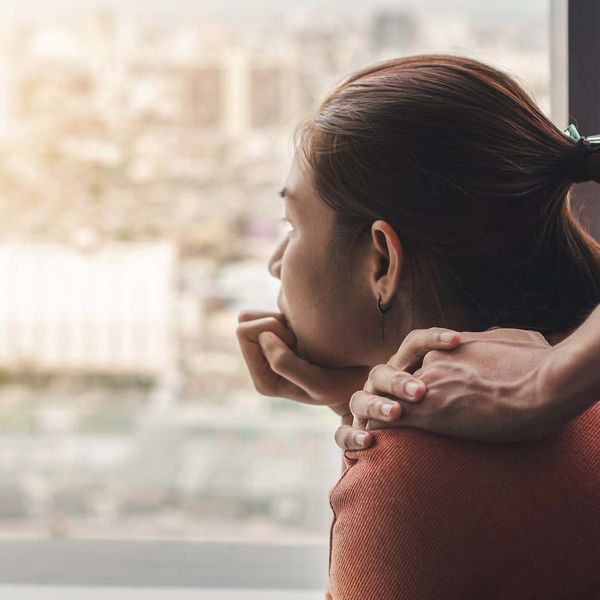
258, 331, 325, 395
389, 327, 460, 372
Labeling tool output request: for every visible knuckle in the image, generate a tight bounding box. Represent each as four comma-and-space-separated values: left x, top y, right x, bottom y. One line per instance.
365, 394, 381, 415
237, 310, 253, 323
390, 372, 408, 390
420, 365, 442, 384
253, 380, 269, 396
269, 349, 287, 371
423, 348, 444, 364
527, 329, 548, 344
427, 327, 445, 343
375, 397, 389, 413
412, 327, 434, 348
335, 426, 348, 449
404, 329, 419, 344
394, 329, 420, 359
235, 321, 251, 338
334, 427, 343, 447
388, 347, 409, 370
367, 364, 385, 382
349, 391, 363, 412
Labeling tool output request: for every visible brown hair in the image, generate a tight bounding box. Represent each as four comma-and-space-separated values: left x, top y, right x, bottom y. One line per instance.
295, 54, 600, 335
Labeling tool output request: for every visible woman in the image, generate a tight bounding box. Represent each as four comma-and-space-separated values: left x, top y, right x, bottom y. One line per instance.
237, 54, 600, 598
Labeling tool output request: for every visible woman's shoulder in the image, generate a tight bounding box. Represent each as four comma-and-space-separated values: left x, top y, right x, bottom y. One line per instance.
328, 406, 600, 599
331, 402, 600, 526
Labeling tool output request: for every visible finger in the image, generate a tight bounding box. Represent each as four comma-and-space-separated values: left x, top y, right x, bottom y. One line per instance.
237, 316, 296, 348
462, 328, 550, 348
237, 309, 288, 324
352, 405, 420, 431
237, 310, 297, 347
257, 332, 368, 401
389, 327, 461, 372
335, 424, 374, 451
366, 364, 426, 403
257, 332, 334, 404
349, 390, 404, 422
236, 317, 298, 396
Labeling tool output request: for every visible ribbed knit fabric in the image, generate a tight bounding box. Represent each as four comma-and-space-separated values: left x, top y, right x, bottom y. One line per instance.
327, 402, 600, 599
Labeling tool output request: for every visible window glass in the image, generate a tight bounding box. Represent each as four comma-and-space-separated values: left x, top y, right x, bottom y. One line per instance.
0, 0, 549, 548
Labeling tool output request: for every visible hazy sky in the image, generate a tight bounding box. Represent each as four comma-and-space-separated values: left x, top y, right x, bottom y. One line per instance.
0, 0, 548, 26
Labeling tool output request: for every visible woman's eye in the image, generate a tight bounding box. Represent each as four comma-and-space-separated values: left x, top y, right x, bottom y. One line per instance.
278, 216, 295, 235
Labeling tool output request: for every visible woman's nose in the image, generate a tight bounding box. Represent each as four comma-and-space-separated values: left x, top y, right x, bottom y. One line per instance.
268, 236, 287, 280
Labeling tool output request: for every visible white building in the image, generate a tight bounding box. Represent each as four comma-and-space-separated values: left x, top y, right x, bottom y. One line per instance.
0, 240, 177, 375
0, 54, 12, 142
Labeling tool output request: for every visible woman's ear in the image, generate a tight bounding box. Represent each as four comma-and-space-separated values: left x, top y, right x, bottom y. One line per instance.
369, 220, 403, 304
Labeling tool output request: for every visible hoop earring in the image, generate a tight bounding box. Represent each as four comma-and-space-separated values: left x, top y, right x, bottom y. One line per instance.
377, 294, 393, 342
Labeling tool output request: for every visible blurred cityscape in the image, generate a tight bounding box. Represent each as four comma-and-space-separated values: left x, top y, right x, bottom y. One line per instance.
0, 4, 549, 541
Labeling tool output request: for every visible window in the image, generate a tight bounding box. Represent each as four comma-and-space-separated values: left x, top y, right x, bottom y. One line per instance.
0, 0, 556, 595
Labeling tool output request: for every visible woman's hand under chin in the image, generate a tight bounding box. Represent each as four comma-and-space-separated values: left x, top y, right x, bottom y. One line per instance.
236, 309, 370, 416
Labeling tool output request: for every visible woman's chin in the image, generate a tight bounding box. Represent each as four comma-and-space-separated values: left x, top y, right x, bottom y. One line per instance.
295, 337, 357, 369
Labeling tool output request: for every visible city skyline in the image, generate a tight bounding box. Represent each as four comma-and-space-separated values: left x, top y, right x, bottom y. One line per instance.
0, 4, 553, 544
0, 0, 548, 27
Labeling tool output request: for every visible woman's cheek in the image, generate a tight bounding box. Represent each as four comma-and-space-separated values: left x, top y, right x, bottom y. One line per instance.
279, 248, 324, 347
279, 238, 364, 366
287, 289, 354, 366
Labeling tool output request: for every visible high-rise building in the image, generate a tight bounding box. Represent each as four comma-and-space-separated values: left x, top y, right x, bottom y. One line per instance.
248, 54, 301, 131
181, 65, 224, 129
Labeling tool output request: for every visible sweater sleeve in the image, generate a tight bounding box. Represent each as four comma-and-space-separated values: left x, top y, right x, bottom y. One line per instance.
327, 406, 600, 600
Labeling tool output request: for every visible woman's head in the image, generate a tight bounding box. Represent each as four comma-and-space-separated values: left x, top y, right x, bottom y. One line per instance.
269, 54, 600, 368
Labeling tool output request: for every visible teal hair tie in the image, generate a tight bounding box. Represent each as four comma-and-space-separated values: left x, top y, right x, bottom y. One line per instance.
565, 123, 581, 140
564, 123, 600, 182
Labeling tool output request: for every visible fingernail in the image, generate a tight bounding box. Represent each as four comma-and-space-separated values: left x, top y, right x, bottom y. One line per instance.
439, 331, 457, 343
355, 432, 368, 446
405, 380, 422, 397
381, 403, 394, 416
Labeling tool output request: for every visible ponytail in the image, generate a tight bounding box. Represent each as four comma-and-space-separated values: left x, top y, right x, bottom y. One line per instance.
565, 124, 600, 184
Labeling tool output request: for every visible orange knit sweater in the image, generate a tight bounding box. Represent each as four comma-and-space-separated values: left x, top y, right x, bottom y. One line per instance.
327, 402, 600, 599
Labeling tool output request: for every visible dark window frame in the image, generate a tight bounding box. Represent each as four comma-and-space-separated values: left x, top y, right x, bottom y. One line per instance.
552, 0, 600, 239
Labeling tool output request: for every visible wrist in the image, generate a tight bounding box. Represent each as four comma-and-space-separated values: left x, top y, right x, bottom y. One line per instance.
534, 340, 598, 430
551, 334, 600, 396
